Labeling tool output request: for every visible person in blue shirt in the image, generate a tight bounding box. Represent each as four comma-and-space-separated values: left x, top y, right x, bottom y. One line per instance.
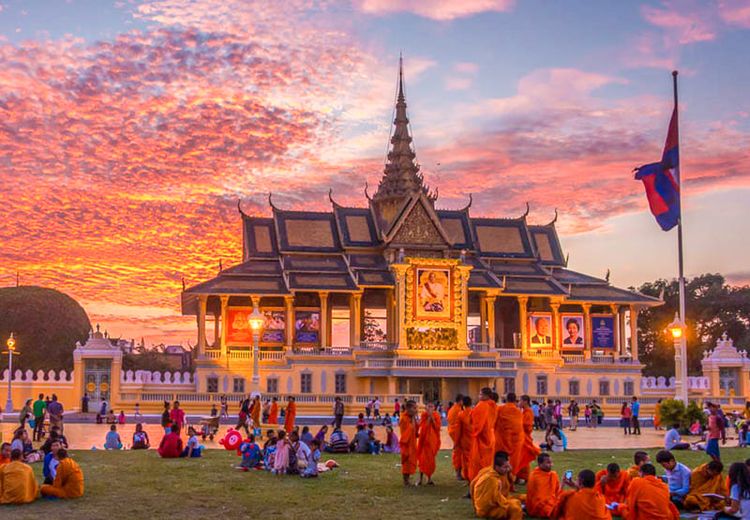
656, 450, 692, 508
630, 396, 641, 435
104, 425, 122, 450
42, 439, 61, 484
237, 434, 262, 470
664, 424, 690, 451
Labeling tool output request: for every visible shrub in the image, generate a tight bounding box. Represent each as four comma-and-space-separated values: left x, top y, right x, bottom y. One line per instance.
658, 399, 687, 429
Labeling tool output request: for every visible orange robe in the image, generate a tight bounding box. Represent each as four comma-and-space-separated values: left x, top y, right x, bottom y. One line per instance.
268, 402, 279, 425
469, 400, 497, 481
417, 411, 441, 478
517, 407, 540, 480
653, 404, 661, 429
494, 403, 536, 478
684, 463, 727, 511
447, 403, 463, 471
626, 465, 641, 480
0, 456, 9, 467
0, 460, 38, 504
625, 475, 680, 520
470, 466, 524, 519
399, 414, 418, 476
250, 400, 261, 427
40, 458, 84, 499
552, 488, 611, 520
595, 469, 631, 515
457, 407, 474, 480
284, 401, 297, 433
526, 467, 561, 518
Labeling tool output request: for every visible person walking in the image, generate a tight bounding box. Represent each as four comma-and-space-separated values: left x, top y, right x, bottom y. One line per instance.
47, 395, 64, 434
568, 400, 579, 431
332, 397, 344, 430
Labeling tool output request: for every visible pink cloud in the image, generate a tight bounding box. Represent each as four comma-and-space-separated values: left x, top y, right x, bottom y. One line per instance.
355, 0, 514, 21
718, 0, 750, 28
641, 2, 717, 44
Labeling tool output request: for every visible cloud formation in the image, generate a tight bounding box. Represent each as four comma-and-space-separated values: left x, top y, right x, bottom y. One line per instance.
355, 0, 514, 20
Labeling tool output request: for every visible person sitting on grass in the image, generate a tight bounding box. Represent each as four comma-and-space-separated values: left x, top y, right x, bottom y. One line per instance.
0, 449, 38, 504
118, 410, 126, 425
40, 449, 84, 499
655, 450, 691, 509
325, 427, 350, 454
313, 425, 328, 451
237, 434, 262, 471
272, 430, 290, 475
263, 437, 277, 470
683, 460, 725, 512
723, 462, 750, 518
41, 427, 68, 454
132, 423, 150, 450
43, 439, 61, 485
0, 442, 11, 466
301, 439, 321, 478
551, 469, 610, 519
105, 409, 117, 424
664, 424, 690, 450
300, 426, 314, 447
383, 425, 400, 454
627, 451, 651, 479
595, 462, 630, 515
356, 413, 366, 428
470, 450, 523, 519
181, 427, 203, 458
351, 424, 370, 454
158, 424, 183, 458
624, 463, 679, 519
526, 452, 561, 518
11, 428, 41, 464
104, 424, 123, 450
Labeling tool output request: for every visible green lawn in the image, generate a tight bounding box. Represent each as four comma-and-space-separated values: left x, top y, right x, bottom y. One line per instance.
3, 447, 748, 519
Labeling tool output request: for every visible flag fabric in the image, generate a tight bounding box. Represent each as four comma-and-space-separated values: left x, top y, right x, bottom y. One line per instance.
634, 107, 680, 231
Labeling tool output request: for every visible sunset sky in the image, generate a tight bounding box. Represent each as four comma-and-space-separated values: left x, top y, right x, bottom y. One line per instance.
1, 0, 749, 345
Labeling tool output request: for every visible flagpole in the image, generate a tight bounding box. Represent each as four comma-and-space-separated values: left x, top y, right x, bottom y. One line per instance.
673, 69, 689, 403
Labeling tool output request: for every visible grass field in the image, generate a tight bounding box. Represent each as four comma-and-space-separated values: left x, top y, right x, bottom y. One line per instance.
2, 447, 747, 519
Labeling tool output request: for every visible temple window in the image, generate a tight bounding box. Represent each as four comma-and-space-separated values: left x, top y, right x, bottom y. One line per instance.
266, 377, 278, 394
503, 377, 515, 395
363, 308, 387, 342
623, 380, 634, 396
568, 380, 580, 396
335, 373, 347, 394
233, 378, 245, 394
536, 375, 548, 396
207, 377, 218, 393
301, 373, 312, 394
331, 308, 351, 347
599, 380, 610, 396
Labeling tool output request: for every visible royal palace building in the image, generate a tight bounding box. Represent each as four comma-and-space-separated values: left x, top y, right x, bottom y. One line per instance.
180, 65, 662, 411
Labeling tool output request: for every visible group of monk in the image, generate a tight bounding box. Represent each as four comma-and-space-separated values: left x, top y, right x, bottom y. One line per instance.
0, 443, 84, 505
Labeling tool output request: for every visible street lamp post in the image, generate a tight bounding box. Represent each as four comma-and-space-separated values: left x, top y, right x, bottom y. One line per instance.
4, 333, 19, 414
669, 313, 688, 403
248, 308, 264, 390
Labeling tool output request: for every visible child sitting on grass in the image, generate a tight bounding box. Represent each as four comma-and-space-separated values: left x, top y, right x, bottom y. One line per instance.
104, 424, 123, 450
237, 434, 262, 471
180, 427, 203, 458
301, 439, 321, 478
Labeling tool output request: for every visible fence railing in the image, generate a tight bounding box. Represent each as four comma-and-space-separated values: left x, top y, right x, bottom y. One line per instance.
357, 341, 397, 351
469, 342, 491, 352
497, 349, 521, 359
119, 392, 422, 406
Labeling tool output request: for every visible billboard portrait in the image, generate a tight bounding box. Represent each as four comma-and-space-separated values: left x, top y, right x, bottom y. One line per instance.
561, 314, 585, 349
295, 310, 320, 344
591, 314, 615, 349
226, 308, 253, 344
261, 310, 285, 344
415, 267, 452, 321
529, 313, 552, 346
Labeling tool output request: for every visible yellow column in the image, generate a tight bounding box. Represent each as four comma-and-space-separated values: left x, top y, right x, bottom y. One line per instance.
111, 355, 122, 409
479, 294, 488, 345
486, 295, 497, 351
618, 307, 627, 357
197, 294, 207, 357
550, 300, 561, 353
385, 289, 394, 344
284, 296, 294, 349
392, 264, 409, 350
219, 295, 228, 358
582, 303, 592, 360
518, 296, 529, 357
629, 305, 639, 362
610, 304, 620, 361
319, 292, 329, 348
350, 292, 362, 347
457, 265, 472, 351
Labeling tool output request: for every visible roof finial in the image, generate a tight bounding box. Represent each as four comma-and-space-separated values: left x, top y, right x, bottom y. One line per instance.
364, 181, 371, 201
605, 269, 611, 283
548, 208, 558, 226
519, 201, 530, 219
268, 192, 279, 211
328, 188, 340, 208
237, 199, 247, 217
460, 193, 473, 212
398, 51, 405, 103
181, 277, 186, 291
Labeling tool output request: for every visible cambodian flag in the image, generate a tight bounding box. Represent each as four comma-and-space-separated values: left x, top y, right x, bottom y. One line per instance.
634, 107, 680, 231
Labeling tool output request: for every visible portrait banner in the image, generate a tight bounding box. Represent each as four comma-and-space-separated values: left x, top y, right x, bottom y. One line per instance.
529, 313, 553, 347
226, 308, 253, 344
591, 314, 615, 349
295, 310, 320, 344
560, 313, 585, 349
261, 310, 285, 344
414, 267, 452, 321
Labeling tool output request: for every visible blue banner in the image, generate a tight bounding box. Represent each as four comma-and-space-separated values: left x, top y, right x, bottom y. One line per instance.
591, 315, 615, 349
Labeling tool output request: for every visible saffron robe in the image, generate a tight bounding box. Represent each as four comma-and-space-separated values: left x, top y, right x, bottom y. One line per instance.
268, 402, 279, 425
494, 403, 536, 478
517, 407, 540, 480
284, 401, 296, 433
0, 460, 38, 504
417, 410, 441, 477
457, 407, 474, 480
684, 463, 727, 511
399, 414, 418, 475
526, 467, 561, 518
40, 458, 84, 499
250, 400, 261, 427
595, 469, 631, 515
626, 465, 642, 480
625, 475, 680, 520
552, 488, 611, 520
447, 402, 463, 471
470, 466, 524, 520
469, 400, 497, 481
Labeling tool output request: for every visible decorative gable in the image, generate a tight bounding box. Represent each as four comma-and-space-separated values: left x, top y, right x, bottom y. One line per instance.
390, 198, 450, 246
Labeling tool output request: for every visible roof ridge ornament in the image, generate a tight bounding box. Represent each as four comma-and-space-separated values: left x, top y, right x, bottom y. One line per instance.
518, 201, 530, 220
547, 208, 558, 226
268, 192, 279, 211
328, 188, 341, 208
460, 193, 473, 212
237, 199, 248, 217
364, 181, 372, 201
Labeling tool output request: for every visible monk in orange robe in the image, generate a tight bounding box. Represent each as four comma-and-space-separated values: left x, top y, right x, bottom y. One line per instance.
447, 394, 464, 479
469, 387, 497, 481
624, 463, 679, 520
0, 449, 38, 504
552, 469, 611, 520
495, 393, 537, 482
596, 463, 631, 515
526, 452, 561, 518
284, 396, 296, 433
399, 399, 419, 486
470, 451, 523, 519
40, 450, 84, 499
627, 451, 650, 479
417, 401, 442, 485
268, 397, 279, 425
653, 400, 662, 430
0, 443, 10, 467
684, 461, 726, 512
457, 396, 474, 480
250, 396, 261, 427
517, 395, 541, 482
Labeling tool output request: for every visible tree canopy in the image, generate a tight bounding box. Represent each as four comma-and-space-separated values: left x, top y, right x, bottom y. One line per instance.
636, 273, 750, 376
0, 286, 91, 371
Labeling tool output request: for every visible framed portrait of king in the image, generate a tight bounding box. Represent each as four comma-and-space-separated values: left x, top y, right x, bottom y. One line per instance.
414, 267, 452, 321
528, 313, 553, 347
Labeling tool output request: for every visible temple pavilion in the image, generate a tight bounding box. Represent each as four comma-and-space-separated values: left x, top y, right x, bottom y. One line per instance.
181, 61, 661, 409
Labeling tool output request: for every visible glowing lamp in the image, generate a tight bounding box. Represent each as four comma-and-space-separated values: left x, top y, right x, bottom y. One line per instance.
6, 333, 16, 351
668, 313, 684, 340
248, 308, 264, 332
